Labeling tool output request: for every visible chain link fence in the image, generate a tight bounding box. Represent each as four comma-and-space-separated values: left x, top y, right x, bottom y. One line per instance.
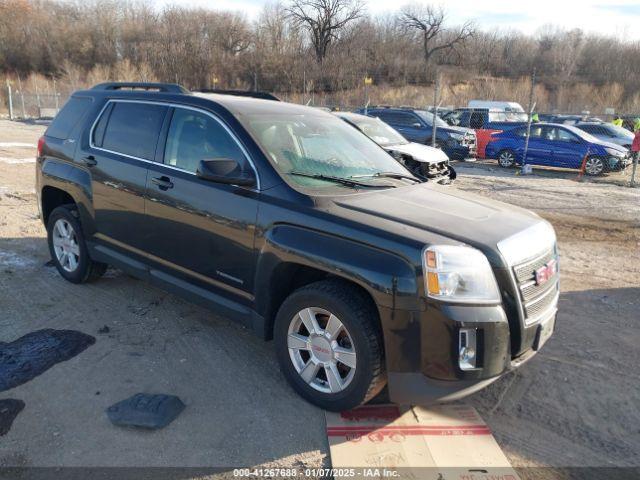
3, 71, 638, 186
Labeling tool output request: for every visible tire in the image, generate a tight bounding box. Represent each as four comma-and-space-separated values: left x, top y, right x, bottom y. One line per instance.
274, 279, 386, 411
47, 204, 107, 284
497, 149, 516, 168
584, 156, 605, 176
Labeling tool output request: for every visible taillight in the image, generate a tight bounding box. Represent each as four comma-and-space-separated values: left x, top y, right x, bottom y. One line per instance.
37, 136, 45, 158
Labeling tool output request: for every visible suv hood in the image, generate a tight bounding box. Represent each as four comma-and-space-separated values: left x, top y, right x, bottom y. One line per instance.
332, 182, 544, 263
384, 142, 450, 164
592, 139, 628, 154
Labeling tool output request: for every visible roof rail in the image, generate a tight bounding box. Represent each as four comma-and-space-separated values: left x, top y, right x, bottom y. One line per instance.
194, 89, 280, 101
91, 82, 190, 94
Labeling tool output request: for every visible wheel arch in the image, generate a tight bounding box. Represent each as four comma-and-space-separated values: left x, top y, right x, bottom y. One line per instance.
253, 224, 420, 340
41, 186, 76, 224
39, 159, 94, 233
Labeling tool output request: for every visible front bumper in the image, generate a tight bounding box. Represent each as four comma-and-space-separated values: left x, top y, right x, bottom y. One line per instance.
381, 302, 555, 405
443, 143, 476, 160
608, 155, 631, 171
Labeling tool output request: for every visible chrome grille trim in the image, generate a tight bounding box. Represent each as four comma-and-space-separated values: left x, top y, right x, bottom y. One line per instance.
512, 246, 559, 325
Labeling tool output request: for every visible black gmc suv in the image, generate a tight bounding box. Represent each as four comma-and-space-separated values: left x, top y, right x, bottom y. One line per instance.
36, 83, 559, 411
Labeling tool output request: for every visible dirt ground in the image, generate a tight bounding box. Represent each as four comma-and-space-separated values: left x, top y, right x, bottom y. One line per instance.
0, 118, 638, 470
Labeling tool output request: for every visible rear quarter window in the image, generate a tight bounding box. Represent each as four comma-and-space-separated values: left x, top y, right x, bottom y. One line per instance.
46, 97, 93, 140
100, 102, 167, 160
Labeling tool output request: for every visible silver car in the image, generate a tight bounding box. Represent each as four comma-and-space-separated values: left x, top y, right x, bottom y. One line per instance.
575, 122, 634, 149
335, 111, 455, 183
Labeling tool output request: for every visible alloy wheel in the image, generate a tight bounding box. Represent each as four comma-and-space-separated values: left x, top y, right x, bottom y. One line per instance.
585, 157, 604, 175
287, 307, 357, 394
498, 151, 515, 167
52, 218, 80, 273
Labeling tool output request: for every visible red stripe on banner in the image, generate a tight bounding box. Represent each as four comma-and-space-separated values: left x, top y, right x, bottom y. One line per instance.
326, 427, 491, 437
327, 424, 488, 431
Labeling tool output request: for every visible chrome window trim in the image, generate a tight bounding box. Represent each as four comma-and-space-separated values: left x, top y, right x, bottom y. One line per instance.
88, 98, 261, 190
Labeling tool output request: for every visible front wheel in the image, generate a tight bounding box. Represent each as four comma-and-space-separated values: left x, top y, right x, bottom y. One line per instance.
584, 156, 605, 176
274, 279, 386, 411
497, 149, 516, 168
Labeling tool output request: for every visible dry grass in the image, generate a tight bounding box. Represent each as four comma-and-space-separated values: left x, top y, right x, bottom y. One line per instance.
2, 67, 638, 116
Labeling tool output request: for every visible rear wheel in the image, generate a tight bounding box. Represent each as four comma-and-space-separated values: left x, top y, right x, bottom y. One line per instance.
274, 279, 386, 411
47, 205, 107, 283
584, 156, 605, 176
498, 149, 516, 168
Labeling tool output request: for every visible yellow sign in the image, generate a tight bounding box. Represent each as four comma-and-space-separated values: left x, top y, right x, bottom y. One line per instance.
364, 77, 373, 85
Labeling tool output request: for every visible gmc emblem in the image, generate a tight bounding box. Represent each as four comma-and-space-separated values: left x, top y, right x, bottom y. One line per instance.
535, 259, 557, 286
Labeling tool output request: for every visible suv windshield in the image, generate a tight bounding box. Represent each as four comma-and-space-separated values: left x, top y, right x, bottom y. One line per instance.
414, 110, 448, 127
348, 116, 408, 147
243, 112, 412, 188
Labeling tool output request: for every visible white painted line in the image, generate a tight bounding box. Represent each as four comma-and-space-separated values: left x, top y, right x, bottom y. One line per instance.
0, 142, 36, 148
0, 157, 35, 164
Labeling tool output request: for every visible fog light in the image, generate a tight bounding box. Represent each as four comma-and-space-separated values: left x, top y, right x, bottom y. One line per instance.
459, 328, 478, 370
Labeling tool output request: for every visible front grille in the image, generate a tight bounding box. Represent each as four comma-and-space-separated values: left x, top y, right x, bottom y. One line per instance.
513, 248, 559, 324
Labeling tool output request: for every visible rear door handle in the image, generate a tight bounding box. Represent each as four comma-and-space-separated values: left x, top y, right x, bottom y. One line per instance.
151, 176, 174, 190
80, 155, 97, 167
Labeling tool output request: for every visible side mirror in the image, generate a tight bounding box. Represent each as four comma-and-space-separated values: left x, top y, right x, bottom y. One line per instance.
196, 158, 256, 187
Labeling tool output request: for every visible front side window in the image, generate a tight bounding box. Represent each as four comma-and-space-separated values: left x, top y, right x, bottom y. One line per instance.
164, 108, 248, 174
243, 112, 410, 189
547, 127, 578, 142
100, 102, 167, 160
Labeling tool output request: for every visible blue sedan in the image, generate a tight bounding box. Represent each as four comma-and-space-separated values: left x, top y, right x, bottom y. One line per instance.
485, 123, 631, 175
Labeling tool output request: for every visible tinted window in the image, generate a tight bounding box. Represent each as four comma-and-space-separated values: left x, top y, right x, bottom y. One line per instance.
101, 102, 167, 160
92, 103, 113, 147
375, 111, 419, 127
164, 108, 247, 173
470, 111, 484, 128
546, 127, 578, 142
46, 97, 92, 140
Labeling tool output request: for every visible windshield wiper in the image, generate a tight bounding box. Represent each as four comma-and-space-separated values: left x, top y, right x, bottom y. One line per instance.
351, 172, 422, 183
288, 171, 391, 188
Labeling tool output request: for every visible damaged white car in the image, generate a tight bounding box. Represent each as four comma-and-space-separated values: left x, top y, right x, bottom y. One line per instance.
335, 111, 455, 183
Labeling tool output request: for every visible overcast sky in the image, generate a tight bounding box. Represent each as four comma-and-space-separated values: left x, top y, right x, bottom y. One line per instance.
157, 0, 640, 40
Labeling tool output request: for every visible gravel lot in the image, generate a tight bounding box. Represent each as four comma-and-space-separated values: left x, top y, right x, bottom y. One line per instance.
0, 118, 638, 470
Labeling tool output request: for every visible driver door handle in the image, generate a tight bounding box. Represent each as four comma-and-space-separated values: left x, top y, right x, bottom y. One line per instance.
80, 155, 97, 167
151, 176, 174, 190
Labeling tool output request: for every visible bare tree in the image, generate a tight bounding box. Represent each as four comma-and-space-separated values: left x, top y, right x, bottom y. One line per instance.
399, 4, 474, 68
286, 0, 364, 63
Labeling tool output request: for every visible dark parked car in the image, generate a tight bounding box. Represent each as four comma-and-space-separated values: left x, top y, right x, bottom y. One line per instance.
485, 123, 631, 175
357, 106, 477, 160
334, 111, 455, 183
37, 83, 559, 411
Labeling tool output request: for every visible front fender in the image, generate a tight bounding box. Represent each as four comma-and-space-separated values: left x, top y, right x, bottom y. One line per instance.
254, 224, 420, 322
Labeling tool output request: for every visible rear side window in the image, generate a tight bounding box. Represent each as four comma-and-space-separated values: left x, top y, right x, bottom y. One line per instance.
100, 102, 167, 160
46, 97, 92, 140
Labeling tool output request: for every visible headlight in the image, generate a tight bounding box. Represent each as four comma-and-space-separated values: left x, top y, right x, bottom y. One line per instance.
448, 133, 464, 141
423, 245, 501, 304
605, 148, 622, 157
